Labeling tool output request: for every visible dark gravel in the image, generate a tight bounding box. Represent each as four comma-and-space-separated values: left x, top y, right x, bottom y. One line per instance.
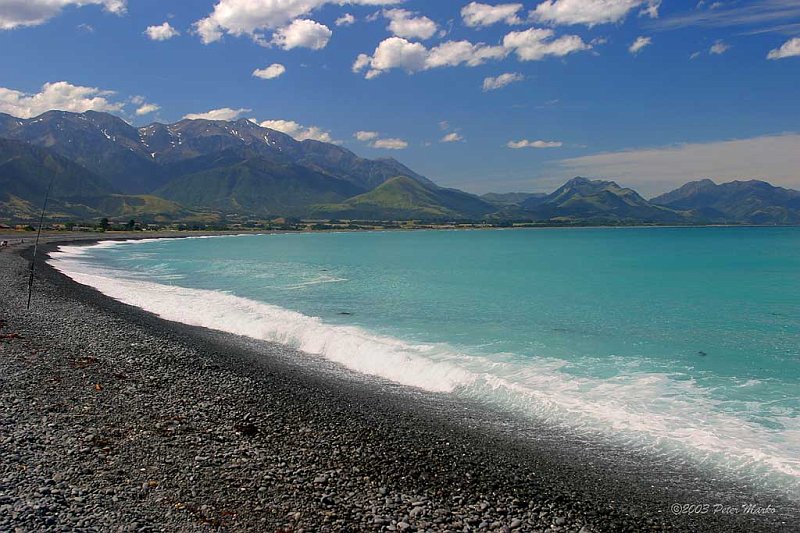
1, 237, 797, 532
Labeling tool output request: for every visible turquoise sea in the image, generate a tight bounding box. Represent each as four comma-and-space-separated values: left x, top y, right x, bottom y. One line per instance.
50, 227, 800, 496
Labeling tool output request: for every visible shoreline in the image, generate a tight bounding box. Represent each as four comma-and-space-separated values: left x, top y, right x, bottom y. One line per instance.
1, 237, 797, 531
1, 221, 796, 248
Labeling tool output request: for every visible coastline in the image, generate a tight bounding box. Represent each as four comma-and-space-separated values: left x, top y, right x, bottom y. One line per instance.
1, 237, 797, 531
1, 221, 796, 248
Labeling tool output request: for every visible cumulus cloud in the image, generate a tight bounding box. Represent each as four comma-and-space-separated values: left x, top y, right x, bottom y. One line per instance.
353, 37, 428, 77
709, 40, 730, 54
629, 36, 652, 54
426, 40, 508, 68
0, 81, 124, 118
354, 29, 588, 78
354, 130, 379, 141
768, 37, 800, 59
259, 119, 334, 142
336, 13, 356, 26
0, 0, 126, 30
271, 19, 332, 50
383, 8, 437, 40
145, 22, 180, 41
532, 0, 660, 27
441, 132, 464, 143
371, 137, 408, 149
482, 72, 524, 91
508, 139, 563, 149
193, 0, 401, 44
461, 2, 523, 27
253, 63, 287, 79
353, 130, 405, 148
556, 134, 800, 196
135, 103, 160, 116
184, 107, 251, 121
502, 28, 590, 61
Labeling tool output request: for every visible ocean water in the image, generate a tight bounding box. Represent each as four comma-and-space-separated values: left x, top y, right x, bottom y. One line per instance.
50, 227, 800, 496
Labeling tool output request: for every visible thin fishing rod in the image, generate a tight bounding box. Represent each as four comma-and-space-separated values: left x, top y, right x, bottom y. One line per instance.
27, 174, 55, 310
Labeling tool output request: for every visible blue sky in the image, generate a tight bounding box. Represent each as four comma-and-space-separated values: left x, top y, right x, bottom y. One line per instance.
0, 0, 799, 196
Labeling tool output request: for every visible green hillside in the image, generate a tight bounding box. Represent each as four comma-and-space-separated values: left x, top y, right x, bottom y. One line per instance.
313, 176, 496, 220
522, 177, 687, 223
155, 158, 363, 216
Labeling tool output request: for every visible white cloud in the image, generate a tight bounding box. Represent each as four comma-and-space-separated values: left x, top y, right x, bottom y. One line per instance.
555, 134, 800, 196
709, 39, 730, 54
652, 1, 800, 32
503, 28, 590, 61
354, 130, 379, 141
253, 63, 287, 79
532, 0, 660, 27
371, 137, 408, 149
354, 37, 429, 77
482, 72, 524, 91
271, 19, 332, 50
426, 39, 508, 68
508, 139, 563, 149
441, 132, 464, 143
639, 0, 661, 19
135, 103, 160, 116
0, 0, 126, 30
184, 107, 251, 121
629, 36, 652, 54
383, 8, 437, 40
0, 81, 124, 118
260, 119, 334, 142
461, 2, 523, 27
354, 29, 588, 78
352, 53, 373, 73
336, 13, 356, 26
193, 0, 401, 44
767, 37, 800, 59
145, 22, 180, 41
353, 130, 406, 148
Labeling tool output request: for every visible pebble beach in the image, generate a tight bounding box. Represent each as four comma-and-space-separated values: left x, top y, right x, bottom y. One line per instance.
1, 235, 797, 532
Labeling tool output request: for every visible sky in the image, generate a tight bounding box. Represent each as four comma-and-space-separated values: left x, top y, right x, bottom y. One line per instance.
0, 0, 799, 197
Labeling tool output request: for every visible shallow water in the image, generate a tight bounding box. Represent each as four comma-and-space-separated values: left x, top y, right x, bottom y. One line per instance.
50, 227, 800, 497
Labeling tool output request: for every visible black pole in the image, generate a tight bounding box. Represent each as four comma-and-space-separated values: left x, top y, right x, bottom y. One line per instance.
27, 175, 55, 310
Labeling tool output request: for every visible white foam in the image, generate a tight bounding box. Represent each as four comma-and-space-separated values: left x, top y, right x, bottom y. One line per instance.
51, 246, 471, 393
49, 240, 800, 497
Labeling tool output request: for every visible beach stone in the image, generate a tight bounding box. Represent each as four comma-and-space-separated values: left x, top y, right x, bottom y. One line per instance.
0, 236, 792, 533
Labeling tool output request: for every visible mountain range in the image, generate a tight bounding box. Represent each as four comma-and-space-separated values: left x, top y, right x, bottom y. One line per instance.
1, 110, 799, 225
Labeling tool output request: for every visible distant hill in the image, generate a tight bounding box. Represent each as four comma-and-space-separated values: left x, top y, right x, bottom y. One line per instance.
0, 138, 196, 221
0, 138, 115, 199
155, 156, 363, 216
481, 192, 547, 207
652, 179, 800, 224
0, 138, 115, 219
313, 176, 496, 220
0, 111, 432, 197
2, 110, 800, 226
521, 177, 687, 223
0, 111, 164, 193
